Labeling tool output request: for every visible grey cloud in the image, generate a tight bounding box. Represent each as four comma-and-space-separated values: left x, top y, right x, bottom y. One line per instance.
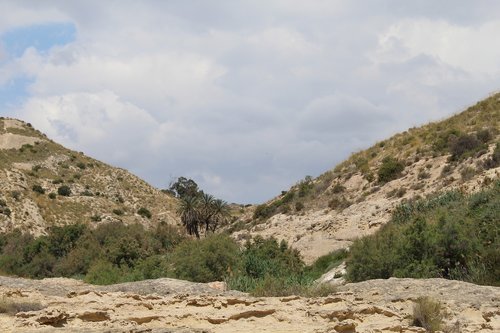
3, 1, 500, 203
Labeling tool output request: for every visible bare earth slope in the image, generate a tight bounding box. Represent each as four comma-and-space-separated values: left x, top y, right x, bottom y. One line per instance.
0, 118, 179, 235
233, 93, 500, 263
0, 276, 498, 332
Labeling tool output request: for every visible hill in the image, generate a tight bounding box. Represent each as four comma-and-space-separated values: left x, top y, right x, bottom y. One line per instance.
231, 93, 500, 263
0, 118, 178, 235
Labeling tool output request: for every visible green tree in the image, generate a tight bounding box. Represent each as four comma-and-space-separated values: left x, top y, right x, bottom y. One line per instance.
178, 196, 201, 238
169, 177, 199, 199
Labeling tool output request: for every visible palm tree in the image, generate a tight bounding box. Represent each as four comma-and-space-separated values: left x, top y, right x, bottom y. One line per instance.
208, 199, 230, 233
199, 193, 215, 234
177, 196, 201, 238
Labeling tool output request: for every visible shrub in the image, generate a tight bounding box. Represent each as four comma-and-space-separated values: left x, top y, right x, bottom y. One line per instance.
90, 215, 101, 222
48, 192, 57, 199
137, 207, 152, 219
112, 209, 124, 216
331, 183, 345, 193
32, 184, 45, 194
52, 179, 63, 184
84, 260, 124, 285
172, 234, 241, 283
346, 181, 499, 285
253, 204, 274, 219
476, 128, 492, 143
460, 167, 476, 181
57, 185, 71, 196
449, 134, 482, 160
76, 162, 86, 169
484, 143, 500, 169
295, 202, 304, 211
10, 191, 21, 201
0, 297, 45, 315
377, 157, 405, 183
412, 297, 444, 332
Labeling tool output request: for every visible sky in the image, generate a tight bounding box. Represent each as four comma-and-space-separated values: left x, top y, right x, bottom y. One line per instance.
1, 1, 500, 204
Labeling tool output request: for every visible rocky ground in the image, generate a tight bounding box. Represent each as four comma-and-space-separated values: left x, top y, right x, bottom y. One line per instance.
0, 276, 498, 332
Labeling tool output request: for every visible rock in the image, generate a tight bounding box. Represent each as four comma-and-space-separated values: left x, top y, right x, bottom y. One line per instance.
0, 274, 499, 332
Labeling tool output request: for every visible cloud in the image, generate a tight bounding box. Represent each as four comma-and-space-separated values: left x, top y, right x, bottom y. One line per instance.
373, 19, 500, 74
2, 1, 500, 203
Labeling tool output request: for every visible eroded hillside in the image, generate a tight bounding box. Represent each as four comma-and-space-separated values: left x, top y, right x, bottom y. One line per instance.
0, 118, 178, 235
232, 93, 500, 263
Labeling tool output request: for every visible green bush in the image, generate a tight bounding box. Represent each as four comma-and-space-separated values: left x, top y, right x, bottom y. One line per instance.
32, 185, 45, 194
449, 134, 482, 160
377, 157, 405, 183
346, 181, 500, 285
84, 260, 124, 285
57, 185, 71, 196
172, 234, 241, 283
137, 207, 152, 219
112, 209, 124, 216
48, 192, 57, 199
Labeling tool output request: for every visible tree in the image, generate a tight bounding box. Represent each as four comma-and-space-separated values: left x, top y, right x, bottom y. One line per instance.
177, 193, 230, 237
169, 177, 199, 199
208, 199, 230, 233
178, 196, 201, 238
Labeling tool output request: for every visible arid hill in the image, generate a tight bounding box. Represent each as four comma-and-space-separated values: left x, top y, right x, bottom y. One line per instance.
0, 118, 178, 235
231, 93, 500, 263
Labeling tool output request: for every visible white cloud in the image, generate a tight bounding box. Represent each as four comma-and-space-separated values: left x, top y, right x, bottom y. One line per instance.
373, 19, 500, 74
2, 1, 500, 203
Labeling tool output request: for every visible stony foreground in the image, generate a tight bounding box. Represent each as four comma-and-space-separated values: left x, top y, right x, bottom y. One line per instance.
0, 276, 498, 332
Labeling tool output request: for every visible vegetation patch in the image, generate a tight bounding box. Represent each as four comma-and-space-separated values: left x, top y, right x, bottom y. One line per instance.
0, 297, 45, 315
377, 157, 405, 183
346, 181, 499, 285
412, 297, 445, 332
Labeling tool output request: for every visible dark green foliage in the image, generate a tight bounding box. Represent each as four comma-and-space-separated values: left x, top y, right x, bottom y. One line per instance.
48, 192, 56, 199
32, 184, 45, 194
449, 134, 483, 160
171, 234, 241, 283
112, 209, 124, 216
252, 191, 296, 219
240, 237, 304, 279
0, 222, 185, 283
226, 237, 341, 296
377, 157, 405, 183
76, 162, 86, 169
303, 249, 348, 281
177, 194, 230, 237
57, 185, 71, 196
168, 177, 199, 199
346, 181, 500, 285
137, 207, 152, 219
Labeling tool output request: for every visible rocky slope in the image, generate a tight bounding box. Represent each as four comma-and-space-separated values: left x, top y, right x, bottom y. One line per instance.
0, 118, 178, 235
0, 275, 498, 332
232, 93, 500, 263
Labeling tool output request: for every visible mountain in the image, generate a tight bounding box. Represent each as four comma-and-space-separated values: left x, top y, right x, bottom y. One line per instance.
231, 93, 500, 263
0, 117, 178, 235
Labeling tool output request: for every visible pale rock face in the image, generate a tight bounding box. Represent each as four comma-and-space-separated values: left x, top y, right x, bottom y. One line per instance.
0, 276, 498, 332
0, 133, 42, 150
234, 149, 500, 264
